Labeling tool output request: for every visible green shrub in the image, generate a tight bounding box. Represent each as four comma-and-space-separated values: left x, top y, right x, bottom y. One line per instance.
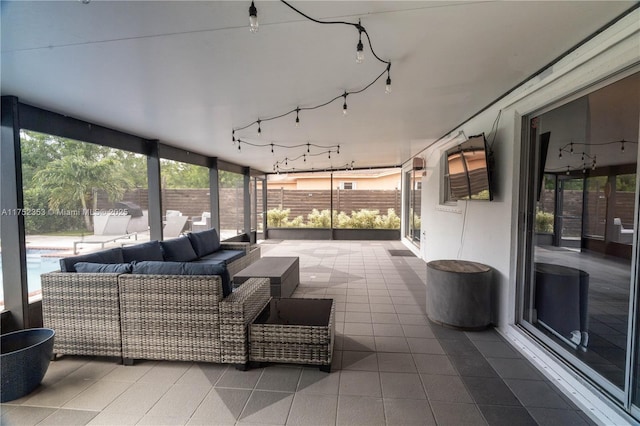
307, 209, 332, 228
535, 210, 554, 233
266, 207, 290, 228
376, 208, 401, 229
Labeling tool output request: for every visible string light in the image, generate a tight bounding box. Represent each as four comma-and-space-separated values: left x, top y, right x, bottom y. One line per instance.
356, 20, 364, 63
235, 0, 393, 141
621, 139, 625, 152
249, 1, 258, 33
342, 92, 348, 116
295, 108, 300, 127
257, 119, 261, 136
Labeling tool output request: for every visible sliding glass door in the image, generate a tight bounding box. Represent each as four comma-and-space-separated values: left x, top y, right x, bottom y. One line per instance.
519, 71, 639, 406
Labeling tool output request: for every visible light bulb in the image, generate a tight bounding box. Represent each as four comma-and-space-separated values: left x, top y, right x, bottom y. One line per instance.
385, 76, 392, 94
356, 40, 364, 64
257, 120, 261, 136
295, 109, 300, 127
343, 102, 348, 115
249, 1, 259, 33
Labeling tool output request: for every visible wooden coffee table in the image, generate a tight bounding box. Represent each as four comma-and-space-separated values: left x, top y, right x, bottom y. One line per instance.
249, 298, 335, 372
234, 257, 299, 297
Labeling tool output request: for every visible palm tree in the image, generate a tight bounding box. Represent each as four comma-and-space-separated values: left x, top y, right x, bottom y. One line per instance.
34, 156, 132, 230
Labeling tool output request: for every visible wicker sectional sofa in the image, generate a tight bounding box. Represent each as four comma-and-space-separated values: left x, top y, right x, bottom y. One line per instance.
41, 228, 267, 367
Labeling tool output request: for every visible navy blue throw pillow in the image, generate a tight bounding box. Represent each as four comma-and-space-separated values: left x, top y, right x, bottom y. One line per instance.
187, 228, 221, 257
122, 240, 164, 263
59, 247, 124, 272
131, 261, 232, 297
160, 236, 198, 262
74, 262, 132, 274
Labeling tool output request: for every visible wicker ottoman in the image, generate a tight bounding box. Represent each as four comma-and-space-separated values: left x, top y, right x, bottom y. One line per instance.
249, 298, 335, 372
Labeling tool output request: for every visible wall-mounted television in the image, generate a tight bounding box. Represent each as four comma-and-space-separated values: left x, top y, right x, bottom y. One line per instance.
445, 133, 494, 201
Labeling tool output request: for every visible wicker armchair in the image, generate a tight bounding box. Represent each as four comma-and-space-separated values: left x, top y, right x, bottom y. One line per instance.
219, 242, 261, 277
41, 272, 123, 359
119, 276, 270, 366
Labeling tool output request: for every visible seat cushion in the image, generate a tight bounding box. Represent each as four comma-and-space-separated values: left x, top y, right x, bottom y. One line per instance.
59, 247, 124, 272
131, 261, 232, 297
75, 262, 133, 274
122, 240, 164, 263
195, 249, 245, 265
187, 228, 221, 257
160, 236, 198, 262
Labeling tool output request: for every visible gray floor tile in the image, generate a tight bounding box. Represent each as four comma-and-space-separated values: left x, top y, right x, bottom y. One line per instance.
421, 374, 473, 403
286, 393, 337, 426
373, 323, 405, 336
337, 395, 385, 426
370, 303, 397, 313
487, 357, 544, 380
37, 408, 99, 425
440, 338, 481, 357
0, 405, 56, 426
146, 384, 211, 418
190, 387, 252, 424
66, 360, 119, 381
103, 382, 172, 415
461, 376, 521, 406
346, 302, 371, 312
342, 335, 376, 352
344, 322, 374, 336
450, 355, 499, 377
383, 398, 436, 425
256, 366, 302, 392
380, 372, 426, 399
528, 407, 590, 425
136, 414, 188, 425
393, 304, 424, 314
176, 363, 227, 387
87, 411, 142, 425
342, 351, 379, 371
374, 336, 410, 353
20, 376, 96, 408
345, 311, 373, 323
402, 324, 436, 338
377, 352, 417, 373
473, 340, 521, 359
138, 361, 192, 384
339, 370, 382, 397
430, 401, 487, 425
505, 379, 570, 409
101, 361, 156, 383
407, 337, 445, 354
398, 314, 428, 325
239, 390, 294, 425
412, 354, 458, 375
371, 312, 400, 323
63, 380, 131, 411
41, 357, 90, 385
297, 368, 340, 395
478, 405, 537, 426
216, 367, 264, 389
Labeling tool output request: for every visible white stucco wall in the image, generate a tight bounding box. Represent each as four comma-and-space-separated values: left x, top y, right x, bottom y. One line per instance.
408, 9, 640, 329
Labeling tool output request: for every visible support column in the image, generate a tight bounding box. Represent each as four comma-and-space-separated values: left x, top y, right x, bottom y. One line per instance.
1, 96, 29, 329
147, 141, 163, 241
209, 158, 220, 232
244, 168, 251, 241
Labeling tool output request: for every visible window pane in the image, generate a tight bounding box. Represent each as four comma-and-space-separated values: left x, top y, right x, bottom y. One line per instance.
333, 169, 400, 229
160, 159, 210, 239
219, 170, 245, 240
19, 130, 149, 302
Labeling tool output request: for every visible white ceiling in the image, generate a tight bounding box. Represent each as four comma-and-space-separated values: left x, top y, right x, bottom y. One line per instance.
1, 1, 635, 173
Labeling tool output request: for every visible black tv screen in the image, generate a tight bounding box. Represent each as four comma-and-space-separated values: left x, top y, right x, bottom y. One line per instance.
445, 133, 493, 201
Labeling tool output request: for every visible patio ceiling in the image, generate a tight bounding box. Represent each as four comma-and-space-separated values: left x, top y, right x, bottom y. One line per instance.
1, 1, 635, 173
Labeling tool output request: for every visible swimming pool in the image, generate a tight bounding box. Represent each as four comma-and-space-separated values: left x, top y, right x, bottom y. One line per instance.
0, 249, 62, 305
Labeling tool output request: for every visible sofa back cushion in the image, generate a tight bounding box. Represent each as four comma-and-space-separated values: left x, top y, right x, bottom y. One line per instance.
75, 262, 133, 274
122, 240, 164, 263
160, 236, 198, 262
187, 228, 221, 257
60, 247, 124, 272
131, 261, 232, 296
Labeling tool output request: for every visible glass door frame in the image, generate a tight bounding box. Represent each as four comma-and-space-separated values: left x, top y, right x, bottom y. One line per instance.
516, 70, 640, 409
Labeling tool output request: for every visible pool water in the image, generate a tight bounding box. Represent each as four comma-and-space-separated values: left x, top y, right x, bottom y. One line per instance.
0, 249, 62, 304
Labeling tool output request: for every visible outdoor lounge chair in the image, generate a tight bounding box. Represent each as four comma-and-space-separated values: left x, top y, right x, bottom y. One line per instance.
73, 214, 137, 254
163, 215, 189, 238
191, 212, 211, 232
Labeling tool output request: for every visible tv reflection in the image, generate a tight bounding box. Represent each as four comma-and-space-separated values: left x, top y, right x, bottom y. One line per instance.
446, 134, 493, 201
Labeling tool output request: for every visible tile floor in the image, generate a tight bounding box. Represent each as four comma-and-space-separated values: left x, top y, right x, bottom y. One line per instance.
1, 240, 595, 425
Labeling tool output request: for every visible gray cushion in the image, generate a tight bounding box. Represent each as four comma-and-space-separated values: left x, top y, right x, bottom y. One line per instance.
122, 240, 164, 263
160, 236, 198, 262
187, 228, 221, 257
131, 261, 232, 297
195, 249, 245, 265
74, 262, 132, 274
59, 247, 124, 272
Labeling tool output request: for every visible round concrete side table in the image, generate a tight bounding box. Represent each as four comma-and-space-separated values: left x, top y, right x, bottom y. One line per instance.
426, 259, 492, 330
